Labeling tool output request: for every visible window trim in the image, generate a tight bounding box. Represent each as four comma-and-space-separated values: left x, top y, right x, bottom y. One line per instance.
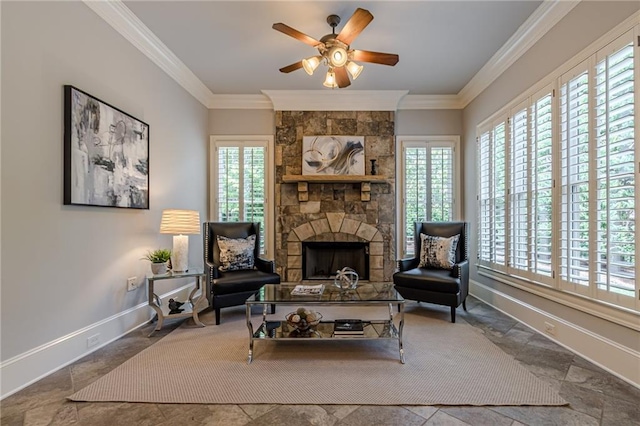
209, 135, 275, 259
395, 135, 461, 259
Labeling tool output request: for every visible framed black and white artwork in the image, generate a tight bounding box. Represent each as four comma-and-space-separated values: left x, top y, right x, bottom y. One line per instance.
302, 135, 365, 175
63, 85, 149, 209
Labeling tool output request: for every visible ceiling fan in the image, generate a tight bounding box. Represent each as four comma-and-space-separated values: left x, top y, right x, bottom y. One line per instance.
273, 8, 399, 89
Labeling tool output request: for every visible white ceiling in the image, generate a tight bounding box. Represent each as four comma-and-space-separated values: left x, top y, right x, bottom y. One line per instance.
121, 0, 545, 97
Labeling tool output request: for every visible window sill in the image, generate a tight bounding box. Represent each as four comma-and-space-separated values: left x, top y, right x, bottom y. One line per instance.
477, 266, 640, 332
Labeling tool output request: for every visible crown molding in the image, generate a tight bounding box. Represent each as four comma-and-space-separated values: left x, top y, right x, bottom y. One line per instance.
261, 90, 409, 111
457, 0, 581, 108
209, 95, 273, 109
83, 0, 216, 107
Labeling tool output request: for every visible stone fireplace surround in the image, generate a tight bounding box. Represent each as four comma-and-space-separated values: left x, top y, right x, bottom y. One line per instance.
275, 111, 396, 282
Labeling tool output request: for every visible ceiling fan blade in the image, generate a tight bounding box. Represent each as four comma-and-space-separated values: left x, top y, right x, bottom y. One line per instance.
351, 50, 399, 66
336, 8, 374, 45
279, 61, 304, 73
272, 23, 322, 47
334, 66, 351, 88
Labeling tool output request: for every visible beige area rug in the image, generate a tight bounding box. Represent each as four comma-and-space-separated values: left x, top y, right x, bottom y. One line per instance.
68, 305, 567, 406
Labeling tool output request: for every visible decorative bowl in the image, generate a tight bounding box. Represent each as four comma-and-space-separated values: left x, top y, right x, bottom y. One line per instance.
285, 308, 322, 332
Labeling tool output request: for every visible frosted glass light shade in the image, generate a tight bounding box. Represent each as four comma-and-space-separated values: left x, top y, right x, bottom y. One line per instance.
323, 70, 337, 88
346, 61, 364, 80
302, 56, 321, 75
328, 46, 348, 67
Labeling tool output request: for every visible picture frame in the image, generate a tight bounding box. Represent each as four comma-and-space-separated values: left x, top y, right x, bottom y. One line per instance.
64, 85, 149, 209
302, 135, 365, 176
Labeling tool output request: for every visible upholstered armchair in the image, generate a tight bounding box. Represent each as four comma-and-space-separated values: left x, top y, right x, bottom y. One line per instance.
203, 222, 280, 325
393, 222, 469, 323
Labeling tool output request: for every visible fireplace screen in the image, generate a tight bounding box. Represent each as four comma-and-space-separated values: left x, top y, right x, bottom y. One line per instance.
302, 242, 369, 280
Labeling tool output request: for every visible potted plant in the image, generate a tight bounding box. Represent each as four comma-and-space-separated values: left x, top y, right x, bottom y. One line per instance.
142, 249, 172, 275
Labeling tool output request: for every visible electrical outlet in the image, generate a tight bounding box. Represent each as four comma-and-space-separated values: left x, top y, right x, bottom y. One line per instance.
127, 277, 137, 292
87, 333, 100, 348
544, 321, 556, 336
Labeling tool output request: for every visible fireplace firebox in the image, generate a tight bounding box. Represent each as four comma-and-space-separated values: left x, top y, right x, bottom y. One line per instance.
302, 242, 369, 280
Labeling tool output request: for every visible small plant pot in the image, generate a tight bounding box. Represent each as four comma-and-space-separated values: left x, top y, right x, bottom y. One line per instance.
150, 262, 167, 275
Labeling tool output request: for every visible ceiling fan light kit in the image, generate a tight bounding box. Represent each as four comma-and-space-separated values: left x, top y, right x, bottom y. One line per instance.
323, 70, 337, 88
273, 8, 399, 89
302, 56, 322, 75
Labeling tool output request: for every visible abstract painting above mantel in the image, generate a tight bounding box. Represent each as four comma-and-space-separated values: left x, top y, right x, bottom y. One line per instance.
63, 85, 149, 209
302, 135, 364, 176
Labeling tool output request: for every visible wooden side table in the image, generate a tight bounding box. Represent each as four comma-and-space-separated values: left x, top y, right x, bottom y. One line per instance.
146, 269, 207, 336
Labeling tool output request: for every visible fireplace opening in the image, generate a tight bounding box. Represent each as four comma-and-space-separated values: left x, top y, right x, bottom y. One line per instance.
302, 242, 369, 280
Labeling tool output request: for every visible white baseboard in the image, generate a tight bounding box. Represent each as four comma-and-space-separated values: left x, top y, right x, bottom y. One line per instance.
470, 280, 640, 389
0, 284, 199, 399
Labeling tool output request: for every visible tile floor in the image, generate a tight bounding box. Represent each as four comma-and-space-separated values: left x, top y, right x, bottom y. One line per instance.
1, 296, 639, 425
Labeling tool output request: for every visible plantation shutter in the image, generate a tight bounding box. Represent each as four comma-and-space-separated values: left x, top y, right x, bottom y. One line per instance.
218, 147, 240, 222
529, 90, 554, 281
493, 121, 507, 267
216, 144, 268, 254
478, 130, 493, 264
509, 104, 529, 273
402, 141, 456, 256
560, 64, 591, 291
594, 35, 636, 305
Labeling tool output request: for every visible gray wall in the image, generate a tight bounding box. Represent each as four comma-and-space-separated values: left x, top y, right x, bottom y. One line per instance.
1, 0, 208, 387
462, 1, 640, 352
208, 109, 275, 135
396, 109, 463, 136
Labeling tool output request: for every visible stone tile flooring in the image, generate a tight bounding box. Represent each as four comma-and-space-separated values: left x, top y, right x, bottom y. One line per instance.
2, 296, 639, 425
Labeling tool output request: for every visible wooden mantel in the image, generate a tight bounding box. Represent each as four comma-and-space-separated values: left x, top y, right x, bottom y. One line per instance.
282, 175, 389, 201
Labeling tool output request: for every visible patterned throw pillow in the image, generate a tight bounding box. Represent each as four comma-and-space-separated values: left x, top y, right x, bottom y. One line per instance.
217, 234, 256, 271
418, 233, 460, 270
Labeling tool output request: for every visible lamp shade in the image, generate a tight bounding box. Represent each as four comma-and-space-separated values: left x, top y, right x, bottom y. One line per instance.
160, 209, 200, 235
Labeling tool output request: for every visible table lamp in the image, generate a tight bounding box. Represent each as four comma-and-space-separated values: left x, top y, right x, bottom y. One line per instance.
160, 209, 200, 272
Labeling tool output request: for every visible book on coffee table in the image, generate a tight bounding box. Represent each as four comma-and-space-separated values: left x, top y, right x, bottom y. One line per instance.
334, 319, 364, 335
290, 284, 325, 296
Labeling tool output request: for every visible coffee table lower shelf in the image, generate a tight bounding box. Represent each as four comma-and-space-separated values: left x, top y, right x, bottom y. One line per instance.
247, 319, 405, 364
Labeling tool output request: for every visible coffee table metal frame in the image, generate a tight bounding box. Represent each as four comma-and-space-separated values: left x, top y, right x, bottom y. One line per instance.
245, 283, 405, 364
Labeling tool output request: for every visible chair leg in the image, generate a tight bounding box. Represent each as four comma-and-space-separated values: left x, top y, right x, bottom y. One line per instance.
215, 308, 221, 325
271, 304, 276, 314
462, 298, 467, 311
450, 306, 456, 323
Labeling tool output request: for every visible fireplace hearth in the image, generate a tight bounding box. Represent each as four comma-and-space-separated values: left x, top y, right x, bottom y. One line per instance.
302, 241, 369, 281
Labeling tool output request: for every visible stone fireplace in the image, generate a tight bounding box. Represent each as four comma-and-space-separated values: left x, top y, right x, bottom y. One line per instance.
274, 111, 396, 282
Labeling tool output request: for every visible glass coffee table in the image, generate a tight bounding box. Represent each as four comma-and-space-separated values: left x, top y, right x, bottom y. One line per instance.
245, 282, 405, 364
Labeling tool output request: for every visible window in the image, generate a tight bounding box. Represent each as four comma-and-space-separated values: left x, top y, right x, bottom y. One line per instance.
477, 26, 638, 312
396, 136, 459, 257
509, 103, 529, 273
560, 63, 590, 292
594, 36, 636, 305
477, 119, 507, 270
210, 136, 275, 257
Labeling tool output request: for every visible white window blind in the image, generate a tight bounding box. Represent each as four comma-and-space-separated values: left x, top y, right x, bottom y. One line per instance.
560, 66, 591, 291
509, 105, 529, 273
398, 137, 458, 257
530, 91, 554, 280
478, 130, 493, 264
211, 137, 274, 257
493, 122, 507, 267
594, 38, 636, 305
477, 24, 638, 313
